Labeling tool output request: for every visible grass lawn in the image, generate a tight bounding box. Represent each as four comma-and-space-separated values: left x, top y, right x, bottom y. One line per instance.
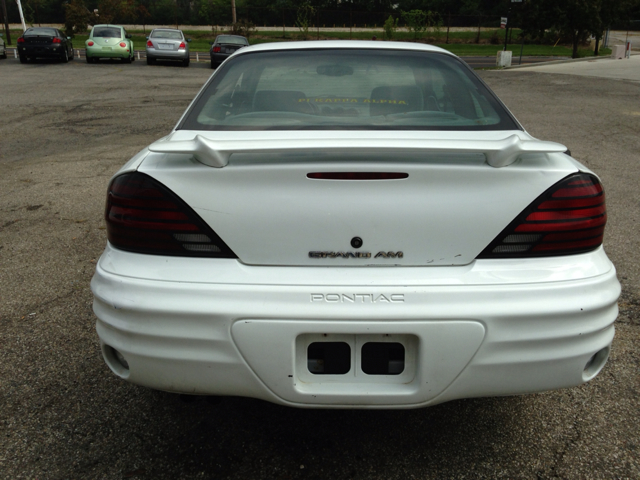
6, 28, 610, 58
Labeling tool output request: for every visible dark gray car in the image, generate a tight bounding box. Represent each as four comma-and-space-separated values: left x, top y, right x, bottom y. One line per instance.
17, 27, 74, 63
210, 35, 248, 69
146, 28, 190, 67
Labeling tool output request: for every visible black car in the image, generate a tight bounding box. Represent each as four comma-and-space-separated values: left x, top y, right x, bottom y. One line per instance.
18, 27, 74, 63
209, 35, 248, 69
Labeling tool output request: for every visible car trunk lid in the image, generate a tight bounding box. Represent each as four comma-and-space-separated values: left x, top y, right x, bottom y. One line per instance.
219, 43, 244, 54
138, 130, 576, 267
92, 37, 122, 47
25, 34, 54, 45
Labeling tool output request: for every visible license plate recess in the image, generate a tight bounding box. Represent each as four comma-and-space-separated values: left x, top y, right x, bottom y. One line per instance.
296, 333, 418, 385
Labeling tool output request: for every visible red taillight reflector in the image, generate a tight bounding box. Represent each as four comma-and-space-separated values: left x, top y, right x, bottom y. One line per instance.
52, 37, 62, 44
307, 172, 408, 180
179, 42, 186, 48
213, 46, 221, 53
105, 172, 236, 258
515, 214, 606, 233
525, 205, 606, 222
147, 40, 153, 47
87, 41, 94, 46
119, 42, 126, 48
478, 173, 607, 258
18, 37, 25, 43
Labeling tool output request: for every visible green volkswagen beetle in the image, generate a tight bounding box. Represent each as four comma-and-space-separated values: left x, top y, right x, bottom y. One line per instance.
86, 24, 134, 63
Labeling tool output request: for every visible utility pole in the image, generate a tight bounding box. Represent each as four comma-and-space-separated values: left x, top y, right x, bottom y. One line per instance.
231, 0, 236, 24
16, 0, 26, 31
503, 7, 510, 51
1, 0, 11, 45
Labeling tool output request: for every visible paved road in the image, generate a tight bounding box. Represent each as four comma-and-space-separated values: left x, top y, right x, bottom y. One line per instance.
508, 54, 640, 82
3, 46, 569, 69
0, 60, 638, 479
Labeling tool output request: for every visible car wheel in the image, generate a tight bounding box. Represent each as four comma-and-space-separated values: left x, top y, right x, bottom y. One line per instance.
147, 57, 155, 65
210, 61, 216, 69
19, 54, 27, 64
86, 55, 92, 63
1, 51, 6, 59
183, 58, 190, 68
122, 56, 131, 64
61, 48, 69, 63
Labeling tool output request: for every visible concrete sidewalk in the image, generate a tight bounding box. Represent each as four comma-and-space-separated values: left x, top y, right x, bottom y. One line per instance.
506, 54, 640, 82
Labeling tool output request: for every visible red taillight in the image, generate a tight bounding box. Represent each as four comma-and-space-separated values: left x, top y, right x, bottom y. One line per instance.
52, 37, 62, 44
119, 42, 126, 48
18, 37, 25, 43
88, 41, 94, 46
105, 172, 236, 258
146, 40, 153, 47
179, 42, 186, 48
213, 46, 221, 53
478, 173, 606, 258
307, 172, 408, 180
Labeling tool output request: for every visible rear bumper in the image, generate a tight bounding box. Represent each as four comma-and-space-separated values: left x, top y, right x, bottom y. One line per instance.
86, 45, 129, 59
146, 48, 188, 61
91, 244, 620, 408
210, 53, 229, 65
19, 45, 64, 58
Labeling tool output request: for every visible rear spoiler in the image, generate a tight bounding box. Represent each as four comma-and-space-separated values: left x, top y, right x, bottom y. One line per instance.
148, 134, 567, 169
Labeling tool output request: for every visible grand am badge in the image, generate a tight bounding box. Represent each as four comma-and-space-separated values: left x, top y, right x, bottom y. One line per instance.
309, 251, 403, 259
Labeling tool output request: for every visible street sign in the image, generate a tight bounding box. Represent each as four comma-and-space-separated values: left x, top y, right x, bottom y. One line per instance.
500, 17, 508, 29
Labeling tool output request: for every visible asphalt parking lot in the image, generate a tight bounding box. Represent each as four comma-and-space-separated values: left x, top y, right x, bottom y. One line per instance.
0, 57, 639, 479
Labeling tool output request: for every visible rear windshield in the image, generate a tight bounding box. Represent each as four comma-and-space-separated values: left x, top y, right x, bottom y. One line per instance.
151, 30, 183, 40
216, 36, 248, 45
179, 49, 519, 131
25, 28, 57, 36
93, 27, 122, 38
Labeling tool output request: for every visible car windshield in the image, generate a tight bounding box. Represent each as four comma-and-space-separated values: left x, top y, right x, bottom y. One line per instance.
180, 49, 518, 132
216, 36, 247, 45
25, 28, 57, 36
151, 30, 182, 40
93, 27, 122, 38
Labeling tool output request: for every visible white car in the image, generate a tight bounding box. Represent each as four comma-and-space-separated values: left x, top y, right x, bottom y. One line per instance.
91, 41, 620, 408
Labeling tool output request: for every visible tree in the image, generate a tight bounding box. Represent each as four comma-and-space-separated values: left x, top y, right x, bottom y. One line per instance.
137, 3, 150, 33
520, 0, 635, 58
401, 9, 440, 41
591, 0, 634, 55
197, 0, 229, 32
383, 14, 398, 40
401, 9, 427, 40
95, 0, 137, 24
296, 2, 315, 40
64, 0, 90, 37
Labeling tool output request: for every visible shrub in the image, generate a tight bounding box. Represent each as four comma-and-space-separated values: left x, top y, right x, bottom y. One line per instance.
230, 20, 256, 39
383, 15, 399, 41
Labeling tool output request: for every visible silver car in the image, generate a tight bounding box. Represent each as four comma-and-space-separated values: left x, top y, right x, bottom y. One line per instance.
145, 28, 190, 67
0, 33, 7, 59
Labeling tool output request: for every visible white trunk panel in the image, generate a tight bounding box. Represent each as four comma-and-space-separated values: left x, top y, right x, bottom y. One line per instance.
137, 131, 577, 267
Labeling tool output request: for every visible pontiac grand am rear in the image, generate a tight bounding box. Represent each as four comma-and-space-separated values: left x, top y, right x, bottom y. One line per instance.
91, 41, 619, 408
